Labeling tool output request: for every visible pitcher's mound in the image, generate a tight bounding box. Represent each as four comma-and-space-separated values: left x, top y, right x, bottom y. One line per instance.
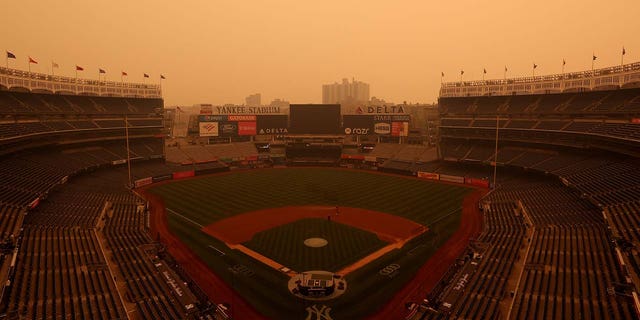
304, 238, 328, 248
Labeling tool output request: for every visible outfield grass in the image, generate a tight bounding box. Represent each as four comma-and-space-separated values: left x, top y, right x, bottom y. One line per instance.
149, 168, 469, 226
244, 218, 387, 272
148, 168, 473, 319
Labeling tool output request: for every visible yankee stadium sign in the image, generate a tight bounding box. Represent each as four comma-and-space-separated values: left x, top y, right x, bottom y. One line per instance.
216, 106, 282, 114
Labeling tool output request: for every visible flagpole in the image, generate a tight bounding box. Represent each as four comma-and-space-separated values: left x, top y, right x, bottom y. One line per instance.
532, 64, 535, 78
503, 67, 507, 81
28, 57, 31, 73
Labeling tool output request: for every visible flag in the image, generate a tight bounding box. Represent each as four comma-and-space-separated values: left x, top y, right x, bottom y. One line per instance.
533, 63, 538, 69
176, 106, 183, 112
460, 70, 464, 75
76, 65, 84, 71
52, 61, 59, 68
483, 68, 487, 74
441, 72, 444, 77
99, 68, 106, 74
29, 56, 38, 64
122, 71, 128, 76
504, 66, 507, 72
563, 59, 566, 66
7, 51, 16, 59
143, 73, 149, 78
160, 74, 166, 79
622, 47, 626, 55
592, 55, 597, 61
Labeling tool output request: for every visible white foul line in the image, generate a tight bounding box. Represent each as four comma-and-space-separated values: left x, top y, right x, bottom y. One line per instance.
166, 208, 204, 228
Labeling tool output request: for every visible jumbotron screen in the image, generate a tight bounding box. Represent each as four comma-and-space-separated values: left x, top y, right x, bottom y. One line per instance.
289, 104, 341, 134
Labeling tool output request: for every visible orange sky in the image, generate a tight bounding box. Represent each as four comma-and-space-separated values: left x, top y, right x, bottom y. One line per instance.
2, 0, 638, 106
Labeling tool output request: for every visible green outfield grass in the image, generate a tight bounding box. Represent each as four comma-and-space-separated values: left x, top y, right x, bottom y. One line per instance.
244, 218, 387, 272
148, 168, 473, 319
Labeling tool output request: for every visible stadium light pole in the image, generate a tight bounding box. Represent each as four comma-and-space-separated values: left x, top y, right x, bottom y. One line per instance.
125, 115, 133, 188
492, 114, 499, 189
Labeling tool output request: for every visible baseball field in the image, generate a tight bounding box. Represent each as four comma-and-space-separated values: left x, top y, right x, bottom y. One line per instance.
142, 167, 483, 319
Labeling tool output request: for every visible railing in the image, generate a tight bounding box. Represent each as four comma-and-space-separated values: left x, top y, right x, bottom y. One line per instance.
0, 66, 162, 98
440, 62, 640, 97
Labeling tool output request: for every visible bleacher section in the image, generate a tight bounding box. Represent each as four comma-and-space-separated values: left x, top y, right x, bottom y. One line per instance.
0, 87, 219, 319
421, 85, 640, 319
419, 174, 637, 319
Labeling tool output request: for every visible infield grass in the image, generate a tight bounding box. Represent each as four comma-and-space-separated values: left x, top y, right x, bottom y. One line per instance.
244, 218, 387, 272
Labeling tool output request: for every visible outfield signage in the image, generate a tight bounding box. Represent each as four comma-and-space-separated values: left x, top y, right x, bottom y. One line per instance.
465, 177, 489, 188
343, 115, 410, 135
391, 122, 409, 137
172, 170, 195, 180
343, 115, 373, 135
134, 177, 153, 188
199, 115, 227, 122
199, 122, 219, 137
417, 171, 439, 180
354, 106, 406, 114
440, 174, 465, 184
257, 115, 288, 135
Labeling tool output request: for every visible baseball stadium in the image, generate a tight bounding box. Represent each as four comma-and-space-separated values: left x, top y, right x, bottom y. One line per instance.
1, 57, 640, 320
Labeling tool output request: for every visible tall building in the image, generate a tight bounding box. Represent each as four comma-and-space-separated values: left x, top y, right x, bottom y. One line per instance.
322, 78, 370, 104
245, 93, 261, 107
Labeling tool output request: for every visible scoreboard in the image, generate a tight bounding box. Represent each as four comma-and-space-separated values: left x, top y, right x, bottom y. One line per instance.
289, 104, 341, 134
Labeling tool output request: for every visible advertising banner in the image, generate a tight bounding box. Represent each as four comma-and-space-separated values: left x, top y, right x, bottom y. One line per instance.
134, 177, 153, 188
465, 177, 489, 188
340, 154, 365, 160
172, 171, 195, 180
199, 122, 219, 137
238, 121, 257, 135
374, 122, 391, 135
440, 174, 465, 184
152, 174, 173, 183
219, 122, 237, 136
343, 115, 374, 135
391, 122, 409, 137
199, 115, 227, 122
228, 115, 257, 121
417, 171, 440, 180
257, 115, 289, 135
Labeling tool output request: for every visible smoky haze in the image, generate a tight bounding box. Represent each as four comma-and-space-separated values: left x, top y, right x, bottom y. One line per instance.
2, 0, 638, 106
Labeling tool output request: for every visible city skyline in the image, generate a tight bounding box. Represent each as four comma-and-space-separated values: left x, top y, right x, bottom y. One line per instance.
2, 0, 639, 106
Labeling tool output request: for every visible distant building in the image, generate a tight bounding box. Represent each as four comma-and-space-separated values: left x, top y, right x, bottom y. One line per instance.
269, 98, 289, 108
245, 93, 261, 107
322, 78, 370, 104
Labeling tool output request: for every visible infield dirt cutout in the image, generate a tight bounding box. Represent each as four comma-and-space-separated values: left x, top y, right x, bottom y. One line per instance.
201, 205, 427, 276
